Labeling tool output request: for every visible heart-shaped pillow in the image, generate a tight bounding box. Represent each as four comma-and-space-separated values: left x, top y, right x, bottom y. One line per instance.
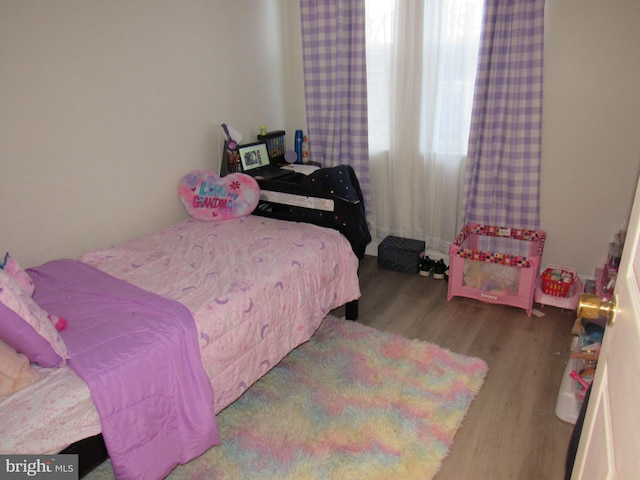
179, 170, 260, 221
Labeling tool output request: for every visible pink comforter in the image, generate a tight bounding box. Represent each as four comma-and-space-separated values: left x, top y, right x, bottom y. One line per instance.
81, 216, 361, 412
29, 260, 219, 480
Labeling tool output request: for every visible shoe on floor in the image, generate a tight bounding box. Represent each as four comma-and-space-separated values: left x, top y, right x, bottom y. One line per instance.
419, 256, 434, 277
433, 259, 447, 280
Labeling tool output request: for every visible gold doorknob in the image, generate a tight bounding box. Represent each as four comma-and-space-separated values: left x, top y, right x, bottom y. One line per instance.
577, 293, 617, 326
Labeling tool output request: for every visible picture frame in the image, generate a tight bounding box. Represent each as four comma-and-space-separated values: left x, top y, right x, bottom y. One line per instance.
238, 141, 271, 172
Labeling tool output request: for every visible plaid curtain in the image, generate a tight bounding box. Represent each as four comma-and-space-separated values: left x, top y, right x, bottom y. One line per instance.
299, 0, 370, 209
462, 0, 545, 230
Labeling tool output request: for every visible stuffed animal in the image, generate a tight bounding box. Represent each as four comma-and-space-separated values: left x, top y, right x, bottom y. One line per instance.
484, 263, 520, 295
0, 338, 40, 396
463, 260, 520, 295
463, 261, 485, 289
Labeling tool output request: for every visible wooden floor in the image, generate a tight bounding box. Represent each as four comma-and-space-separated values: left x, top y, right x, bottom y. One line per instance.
333, 255, 576, 480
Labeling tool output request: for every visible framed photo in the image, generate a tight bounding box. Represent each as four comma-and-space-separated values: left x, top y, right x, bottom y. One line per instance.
238, 142, 271, 172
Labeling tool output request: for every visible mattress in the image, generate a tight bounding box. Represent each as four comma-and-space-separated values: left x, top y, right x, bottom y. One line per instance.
0, 366, 99, 454
1, 215, 360, 454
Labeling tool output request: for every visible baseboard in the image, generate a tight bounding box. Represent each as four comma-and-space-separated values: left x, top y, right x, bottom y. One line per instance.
365, 240, 380, 257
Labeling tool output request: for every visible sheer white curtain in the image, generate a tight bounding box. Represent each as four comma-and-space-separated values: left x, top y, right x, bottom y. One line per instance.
366, 0, 483, 253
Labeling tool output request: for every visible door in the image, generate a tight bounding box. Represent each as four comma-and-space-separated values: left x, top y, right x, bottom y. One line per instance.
571, 178, 640, 479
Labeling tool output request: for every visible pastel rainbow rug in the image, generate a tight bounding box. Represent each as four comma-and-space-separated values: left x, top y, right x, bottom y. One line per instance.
92, 316, 488, 479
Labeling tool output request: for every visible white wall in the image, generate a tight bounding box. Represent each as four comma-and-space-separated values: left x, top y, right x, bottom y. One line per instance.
280, 1, 308, 139
0, 0, 289, 267
541, 0, 640, 277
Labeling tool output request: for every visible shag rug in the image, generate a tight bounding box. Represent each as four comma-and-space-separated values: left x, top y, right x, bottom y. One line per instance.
87, 316, 488, 480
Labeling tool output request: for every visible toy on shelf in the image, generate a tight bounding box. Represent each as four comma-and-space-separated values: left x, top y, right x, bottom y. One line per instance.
555, 228, 625, 424
568, 323, 603, 402
596, 226, 627, 300
569, 368, 594, 402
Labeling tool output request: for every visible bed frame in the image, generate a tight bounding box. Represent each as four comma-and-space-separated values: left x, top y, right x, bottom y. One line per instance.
62, 176, 368, 477
253, 177, 369, 320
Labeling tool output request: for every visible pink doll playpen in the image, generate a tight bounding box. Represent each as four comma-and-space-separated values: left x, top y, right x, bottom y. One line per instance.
447, 224, 547, 316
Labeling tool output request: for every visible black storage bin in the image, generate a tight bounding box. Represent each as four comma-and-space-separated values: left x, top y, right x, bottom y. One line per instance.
378, 236, 425, 274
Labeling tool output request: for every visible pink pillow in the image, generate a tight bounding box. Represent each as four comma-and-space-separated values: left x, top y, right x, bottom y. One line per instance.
179, 170, 260, 221
0, 269, 68, 367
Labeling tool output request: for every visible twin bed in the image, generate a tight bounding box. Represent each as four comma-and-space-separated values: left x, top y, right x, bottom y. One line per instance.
0, 169, 368, 479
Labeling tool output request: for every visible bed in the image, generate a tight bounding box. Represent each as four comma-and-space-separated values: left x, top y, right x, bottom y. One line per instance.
0, 168, 368, 479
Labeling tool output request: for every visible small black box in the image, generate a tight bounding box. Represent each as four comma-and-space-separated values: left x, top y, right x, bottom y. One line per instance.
377, 236, 425, 274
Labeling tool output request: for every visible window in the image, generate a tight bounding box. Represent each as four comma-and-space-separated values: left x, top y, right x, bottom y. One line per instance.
365, 0, 483, 155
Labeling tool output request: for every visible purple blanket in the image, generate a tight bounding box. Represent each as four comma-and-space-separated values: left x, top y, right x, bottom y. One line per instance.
29, 260, 219, 480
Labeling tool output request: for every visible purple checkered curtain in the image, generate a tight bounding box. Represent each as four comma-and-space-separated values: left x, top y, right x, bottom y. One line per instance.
462, 0, 545, 230
299, 0, 370, 207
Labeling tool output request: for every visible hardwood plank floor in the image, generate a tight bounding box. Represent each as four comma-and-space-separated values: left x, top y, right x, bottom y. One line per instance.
334, 255, 576, 480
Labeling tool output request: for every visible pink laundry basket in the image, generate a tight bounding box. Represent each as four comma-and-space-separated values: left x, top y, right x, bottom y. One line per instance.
447, 224, 546, 316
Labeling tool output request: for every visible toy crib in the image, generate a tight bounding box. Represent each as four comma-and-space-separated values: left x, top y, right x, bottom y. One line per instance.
447, 224, 547, 316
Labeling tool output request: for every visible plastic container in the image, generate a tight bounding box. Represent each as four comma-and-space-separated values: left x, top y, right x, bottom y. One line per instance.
541, 266, 576, 297
556, 337, 590, 424
535, 275, 583, 310
555, 352, 581, 424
